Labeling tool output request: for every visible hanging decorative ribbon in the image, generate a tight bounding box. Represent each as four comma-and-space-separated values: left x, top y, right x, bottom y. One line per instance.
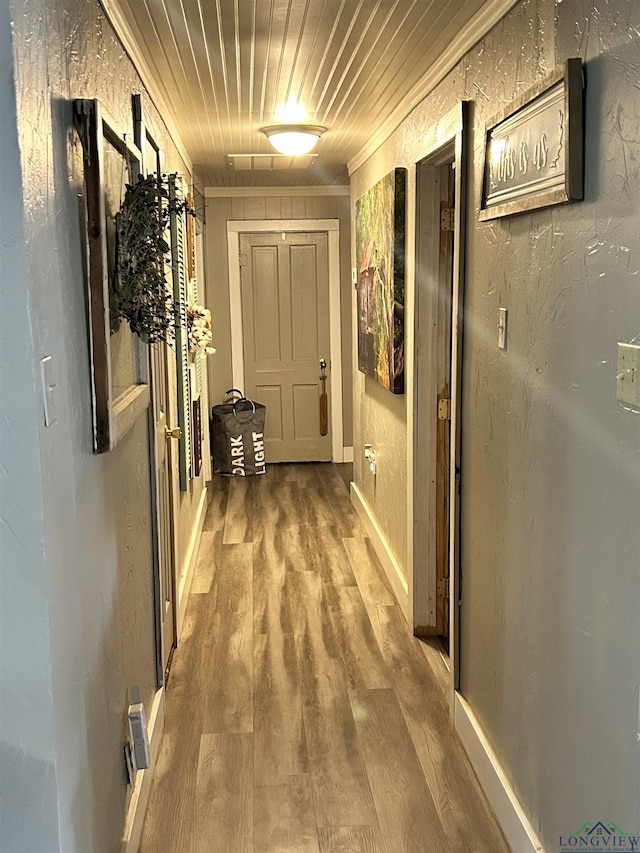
319, 359, 328, 436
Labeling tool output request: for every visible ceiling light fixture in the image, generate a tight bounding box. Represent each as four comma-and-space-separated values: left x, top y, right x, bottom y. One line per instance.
261, 124, 326, 156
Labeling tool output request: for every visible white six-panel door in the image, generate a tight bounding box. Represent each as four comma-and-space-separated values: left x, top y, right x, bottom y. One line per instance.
240, 231, 332, 463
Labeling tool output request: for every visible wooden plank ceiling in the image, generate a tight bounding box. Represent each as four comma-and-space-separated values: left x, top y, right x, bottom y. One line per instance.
105, 0, 500, 187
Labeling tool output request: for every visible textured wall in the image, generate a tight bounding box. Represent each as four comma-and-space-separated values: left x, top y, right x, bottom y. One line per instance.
351, 0, 640, 848
4, 0, 205, 850
204, 193, 354, 448
0, 4, 60, 849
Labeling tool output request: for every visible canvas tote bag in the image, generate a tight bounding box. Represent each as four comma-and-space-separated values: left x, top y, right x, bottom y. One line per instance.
210, 389, 267, 476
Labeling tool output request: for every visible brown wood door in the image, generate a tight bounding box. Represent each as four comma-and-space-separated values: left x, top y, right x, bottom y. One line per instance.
435, 163, 455, 643
151, 339, 178, 681
141, 125, 178, 683
240, 232, 332, 463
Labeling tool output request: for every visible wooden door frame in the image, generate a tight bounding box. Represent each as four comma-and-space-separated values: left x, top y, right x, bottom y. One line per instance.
411, 102, 468, 702
227, 219, 344, 462
134, 97, 179, 686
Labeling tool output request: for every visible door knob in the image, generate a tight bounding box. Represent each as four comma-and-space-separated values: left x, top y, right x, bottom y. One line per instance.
165, 426, 182, 440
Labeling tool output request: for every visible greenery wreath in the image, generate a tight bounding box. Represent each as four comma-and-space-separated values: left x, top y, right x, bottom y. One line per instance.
112, 173, 195, 343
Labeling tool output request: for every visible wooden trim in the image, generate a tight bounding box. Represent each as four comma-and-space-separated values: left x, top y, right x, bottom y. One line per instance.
120, 687, 165, 853
327, 229, 344, 462
226, 219, 344, 463
176, 484, 208, 640
133, 115, 171, 686
449, 102, 470, 697
411, 100, 466, 634
454, 693, 544, 853
206, 186, 350, 198
414, 625, 440, 637
350, 482, 410, 622
228, 219, 340, 232
227, 230, 245, 395
412, 101, 469, 707
348, 0, 518, 174
112, 384, 150, 446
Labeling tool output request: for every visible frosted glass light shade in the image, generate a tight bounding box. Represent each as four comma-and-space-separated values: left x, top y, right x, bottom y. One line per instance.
261, 125, 326, 156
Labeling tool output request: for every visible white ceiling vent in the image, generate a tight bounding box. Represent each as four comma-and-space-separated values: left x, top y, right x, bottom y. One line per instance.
227, 153, 316, 171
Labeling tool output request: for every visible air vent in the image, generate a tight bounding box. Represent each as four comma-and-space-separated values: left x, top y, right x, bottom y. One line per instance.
227, 153, 316, 171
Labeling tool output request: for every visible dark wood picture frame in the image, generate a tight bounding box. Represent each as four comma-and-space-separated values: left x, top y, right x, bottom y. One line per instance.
74, 98, 148, 452
479, 58, 584, 220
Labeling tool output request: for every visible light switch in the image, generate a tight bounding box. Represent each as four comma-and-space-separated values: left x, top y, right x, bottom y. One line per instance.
616, 342, 640, 407
40, 355, 58, 427
498, 308, 508, 350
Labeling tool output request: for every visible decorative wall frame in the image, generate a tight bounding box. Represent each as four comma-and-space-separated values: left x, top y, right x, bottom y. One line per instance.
356, 168, 407, 394
74, 99, 149, 452
479, 58, 584, 220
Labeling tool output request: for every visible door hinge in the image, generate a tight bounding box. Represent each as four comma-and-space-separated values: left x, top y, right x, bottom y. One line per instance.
437, 578, 450, 598
437, 398, 451, 420
440, 207, 455, 231
239, 252, 247, 267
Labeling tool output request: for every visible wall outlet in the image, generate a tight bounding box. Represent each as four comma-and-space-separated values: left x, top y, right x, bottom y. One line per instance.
40, 355, 59, 426
364, 443, 377, 474
498, 308, 508, 350
616, 342, 640, 407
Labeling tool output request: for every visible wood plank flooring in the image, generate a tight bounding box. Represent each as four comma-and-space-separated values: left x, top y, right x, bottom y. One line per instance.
139, 463, 509, 853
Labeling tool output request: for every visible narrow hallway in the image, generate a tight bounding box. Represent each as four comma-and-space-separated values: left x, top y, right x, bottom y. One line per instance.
139, 463, 508, 852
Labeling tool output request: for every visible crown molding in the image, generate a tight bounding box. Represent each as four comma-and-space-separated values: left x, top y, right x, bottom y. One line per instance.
98, 0, 192, 175
348, 0, 519, 175
205, 186, 351, 198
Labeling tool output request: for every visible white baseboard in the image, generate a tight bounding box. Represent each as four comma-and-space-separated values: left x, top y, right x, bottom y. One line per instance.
176, 485, 208, 639
120, 687, 165, 853
342, 446, 354, 463
350, 482, 410, 619
120, 488, 208, 852
454, 692, 545, 853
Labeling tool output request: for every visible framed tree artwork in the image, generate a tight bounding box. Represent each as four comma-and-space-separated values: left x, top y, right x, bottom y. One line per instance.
356, 168, 407, 394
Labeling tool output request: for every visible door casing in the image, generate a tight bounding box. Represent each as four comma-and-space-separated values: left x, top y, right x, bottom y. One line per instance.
149, 341, 179, 683
227, 219, 344, 463
135, 104, 179, 687
411, 102, 468, 702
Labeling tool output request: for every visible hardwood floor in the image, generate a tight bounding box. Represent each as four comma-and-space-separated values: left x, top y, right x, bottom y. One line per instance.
139, 463, 509, 853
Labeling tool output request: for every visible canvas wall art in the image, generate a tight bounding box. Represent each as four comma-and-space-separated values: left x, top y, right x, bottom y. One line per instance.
356, 168, 406, 394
